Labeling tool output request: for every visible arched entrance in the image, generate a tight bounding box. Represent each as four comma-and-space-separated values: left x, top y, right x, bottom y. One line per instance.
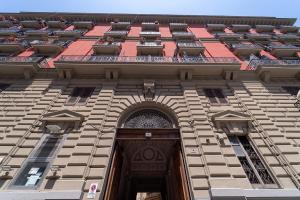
104, 109, 190, 200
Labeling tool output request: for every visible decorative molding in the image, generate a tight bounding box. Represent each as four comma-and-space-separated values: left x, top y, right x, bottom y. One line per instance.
143, 80, 155, 101
41, 109, 84, 130
211, 110, 252, 136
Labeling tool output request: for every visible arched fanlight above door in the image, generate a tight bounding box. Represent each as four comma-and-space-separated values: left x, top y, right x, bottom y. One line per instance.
123, 109, 174, 129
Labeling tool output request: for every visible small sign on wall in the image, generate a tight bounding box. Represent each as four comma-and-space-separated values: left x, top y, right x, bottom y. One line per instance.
87, 183, 98, 199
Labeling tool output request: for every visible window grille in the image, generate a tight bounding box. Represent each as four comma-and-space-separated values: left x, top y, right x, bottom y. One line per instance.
228, 135, 276, 188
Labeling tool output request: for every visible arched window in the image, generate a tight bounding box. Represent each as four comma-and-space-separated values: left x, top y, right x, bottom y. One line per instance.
123, 109, 173, 128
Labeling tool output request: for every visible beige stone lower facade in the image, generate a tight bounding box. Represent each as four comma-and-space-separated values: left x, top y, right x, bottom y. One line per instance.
0, 75, 299, 200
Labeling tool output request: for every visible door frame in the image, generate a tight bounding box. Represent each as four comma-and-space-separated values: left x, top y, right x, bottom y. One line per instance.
102, 128, 191, 200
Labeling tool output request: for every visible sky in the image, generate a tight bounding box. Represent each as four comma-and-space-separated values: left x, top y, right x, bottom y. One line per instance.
0, 0, 299, 26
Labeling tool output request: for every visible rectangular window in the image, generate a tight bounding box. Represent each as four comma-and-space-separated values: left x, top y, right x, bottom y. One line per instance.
229, 135, 276, 188
12, 135, 62, 188
203, 88, 228, 104
0, 83, 10, 92
283, 86, 300, 96
66, 87, 95, 105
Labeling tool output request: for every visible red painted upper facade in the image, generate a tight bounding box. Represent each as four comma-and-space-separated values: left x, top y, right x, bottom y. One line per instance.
0, 13, 299, 71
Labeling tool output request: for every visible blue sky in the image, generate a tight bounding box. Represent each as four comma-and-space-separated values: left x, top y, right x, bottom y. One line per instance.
1, 0, 299, 25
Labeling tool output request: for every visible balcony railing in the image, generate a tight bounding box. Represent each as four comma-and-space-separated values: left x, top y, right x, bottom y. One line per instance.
25, 30, 51, 36
177, 42, 204, 48
93, 42, 122, 55
0, 28, 21, 36
255, 25, 275, 33
277, 34, 299, 41
20, 20, 44, 29
57, 55, 239, 64
231, 24, 251, 32
47, 21, 67, 29
54, 30, 83, 38
111, 22, 131, 30
104, 31, 128, 38
140, 31, 161, 38
248, 59, 300, 70
267, 44, 299, 50
215, 33, 242, 40
0, 20, 13, 28
73, 21, 94, 30
207, 24, 226, 32
280, 26, 299, 34
172, 32, 195, 40
231, 43, 262, 49
0, 56, 43, 63
141, 22, 159, 31
169, 23, 188, 31
245, 33, 272, 40
30, 40, 68, 46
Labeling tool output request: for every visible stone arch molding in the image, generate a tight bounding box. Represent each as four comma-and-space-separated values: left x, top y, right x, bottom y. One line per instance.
211, 110, 252, 136
117, 102, 179, 128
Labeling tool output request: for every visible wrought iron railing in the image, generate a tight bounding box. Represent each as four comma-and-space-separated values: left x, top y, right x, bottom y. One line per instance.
0, 39, 29, 46
247, 59, 300, 70
231, 43, 262, 49
137, 42, 163, 47
0, 29, 21, 34
140, 31, 161, 35
57, 55, 239, 64
30, 40, 68, 46
0, 56, 43, 63
177, 42, 204, 48
105, 31, 128, 35
25, 30, 51, 34
94, 41, 121, 47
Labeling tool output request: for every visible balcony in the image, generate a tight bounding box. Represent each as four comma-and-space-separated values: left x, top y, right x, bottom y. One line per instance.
104, 31, 128, 39
277, 34, 299, 42
248, 59, 300, 80
266, 44, 300, 57
231, 24, 251, 33
207, 24, 226, 32
141, 22, 159, 31
0, 56, 43, 78
255, 25, 275, 33
47, 21, 67, 29
245, 33, 272, 41
93, 41, 122, 55
111, 22, 131, 30
172, 32, 195, 40
280, 26, 299, 34
137, 42, 164, 56
0, 29, 21, 37
73, 21, 94, 30
215, 33, 242, 41
24, 30, 51, 38
169, 23, 188, 32
0, 20, 13, 28
177, 42, 205, 56
20, 20, 44, 29
30, 40, 68, 54
231, 43, 263, 56
139, 31, 161, 39
53, 30, 82, 38
0, 39, 29, 54
55, 55, 240, 78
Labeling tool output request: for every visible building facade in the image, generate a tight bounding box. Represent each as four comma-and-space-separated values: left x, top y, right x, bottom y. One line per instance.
0, 12, 299, 200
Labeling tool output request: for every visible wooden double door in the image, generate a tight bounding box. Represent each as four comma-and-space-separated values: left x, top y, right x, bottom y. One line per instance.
104, 128, 190, 200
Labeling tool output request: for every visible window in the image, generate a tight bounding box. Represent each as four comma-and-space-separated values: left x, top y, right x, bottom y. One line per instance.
283, 86, 300, 96
12, 135, 61, 188
0, 83, 10, 92
203, 88, 228, 104
66, 87, 95, 105
228, 135, 277, 188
